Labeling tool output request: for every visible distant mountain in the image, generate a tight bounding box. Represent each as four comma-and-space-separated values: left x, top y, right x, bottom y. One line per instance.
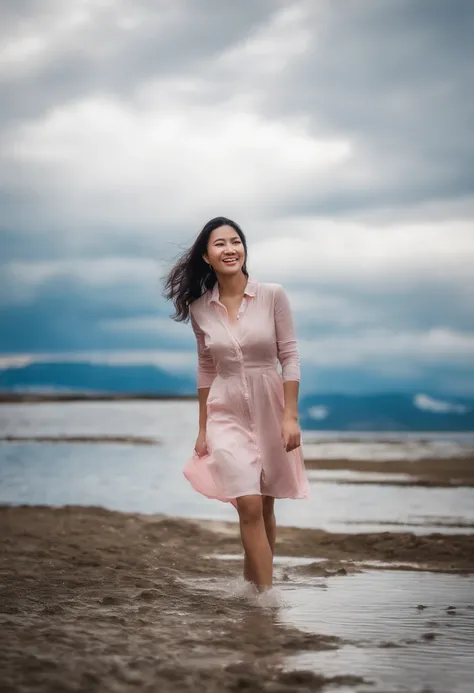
0, 362, 194, 396
299, 393, 474, 432
2, 362, 473, 431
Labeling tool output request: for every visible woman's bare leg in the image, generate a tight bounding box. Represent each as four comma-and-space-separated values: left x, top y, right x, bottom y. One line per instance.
244, 496, 276, 581
243, 553, 253, 583
262, 496, 276, 556
236, 495, 273, 591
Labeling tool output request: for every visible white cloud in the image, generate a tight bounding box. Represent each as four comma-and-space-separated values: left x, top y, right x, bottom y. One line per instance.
414, 393, 470, 414
4, 96, 350, 232
0, 349, 195, 373
284, 288, 377, 326
1, 257, 162, 306
251, 218, 474, 288
0, 1, 185, 78
307, 405, 329, 420
1, 328, 472, 381
298, 328, 474, 368
0, 4, 90, 75
214, 3, 312, 78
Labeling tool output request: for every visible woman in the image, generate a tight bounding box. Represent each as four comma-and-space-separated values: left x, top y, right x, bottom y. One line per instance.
164, 217, 309, 592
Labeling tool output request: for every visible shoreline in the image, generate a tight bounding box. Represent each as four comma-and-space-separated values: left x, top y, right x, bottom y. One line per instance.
2, 503, 474, 573
305, 455, 474, 487
0, 434, 160, 445
193, 517, 474, 574
0, 393, 198, 403
1, 504, 473, 692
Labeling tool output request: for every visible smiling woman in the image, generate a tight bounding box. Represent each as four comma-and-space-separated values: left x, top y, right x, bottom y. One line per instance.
163, 217, 250, 323
163, 217, 309, 593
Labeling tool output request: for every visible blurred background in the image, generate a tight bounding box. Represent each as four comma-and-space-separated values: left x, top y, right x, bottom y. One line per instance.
1, 0, 474, 529
2, 8, 474, 690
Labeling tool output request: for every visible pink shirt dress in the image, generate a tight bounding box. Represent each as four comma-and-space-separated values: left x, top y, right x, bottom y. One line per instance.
183, 277, 310, 506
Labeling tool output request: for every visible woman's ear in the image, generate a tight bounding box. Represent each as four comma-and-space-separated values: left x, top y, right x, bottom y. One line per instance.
202, 254, 210, 265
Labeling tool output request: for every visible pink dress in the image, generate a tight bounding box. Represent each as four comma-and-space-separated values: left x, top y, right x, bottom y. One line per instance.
183, 277, 310, 506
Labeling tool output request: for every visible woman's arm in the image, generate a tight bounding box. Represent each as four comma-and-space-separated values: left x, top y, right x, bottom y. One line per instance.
274, 284, 301, 384
190, 312, 217, 391
274, 285, 301, 451
282, 380, 299, 421
190, 311, 216, 444
197, 386, 211, 433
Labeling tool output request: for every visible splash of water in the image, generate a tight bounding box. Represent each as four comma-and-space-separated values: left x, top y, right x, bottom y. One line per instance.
227, 577, 286, 608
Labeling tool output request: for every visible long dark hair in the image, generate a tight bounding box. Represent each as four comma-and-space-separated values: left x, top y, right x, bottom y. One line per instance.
163, 216, 249, 322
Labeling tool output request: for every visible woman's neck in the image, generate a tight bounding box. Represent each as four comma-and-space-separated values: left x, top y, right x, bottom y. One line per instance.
216, 271, 248, 298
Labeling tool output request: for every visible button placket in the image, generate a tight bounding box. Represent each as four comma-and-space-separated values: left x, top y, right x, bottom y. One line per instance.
213, 297, 262, 462
235, 338, 260, 455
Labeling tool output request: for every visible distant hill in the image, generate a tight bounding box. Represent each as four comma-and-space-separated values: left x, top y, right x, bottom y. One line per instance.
0, 362, 195, 396
1, 362, 473, 431
299, 393, 474, 432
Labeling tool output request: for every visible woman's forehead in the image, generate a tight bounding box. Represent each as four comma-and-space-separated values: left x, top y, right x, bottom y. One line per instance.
209, 225, 240, 242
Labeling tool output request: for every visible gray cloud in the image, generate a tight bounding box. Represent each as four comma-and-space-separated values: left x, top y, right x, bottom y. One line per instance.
1, 0, 473, 394
250, 0, 474, 215
1, 0, 274, 126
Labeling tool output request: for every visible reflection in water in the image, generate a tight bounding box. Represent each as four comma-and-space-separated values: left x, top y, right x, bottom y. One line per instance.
187, 567, 474, 693
281, 570, 474, 693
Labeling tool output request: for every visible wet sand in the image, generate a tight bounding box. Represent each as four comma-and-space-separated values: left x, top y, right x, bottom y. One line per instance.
1, 505, 474, 692
0, 435, 159, 445
305, 455, 474, 487
0, 393, 197, 403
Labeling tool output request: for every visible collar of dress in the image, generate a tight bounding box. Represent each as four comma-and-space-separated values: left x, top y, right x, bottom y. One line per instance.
209, 277, 257, 304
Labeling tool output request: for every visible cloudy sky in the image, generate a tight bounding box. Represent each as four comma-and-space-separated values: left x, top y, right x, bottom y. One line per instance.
1, 0, 473, 395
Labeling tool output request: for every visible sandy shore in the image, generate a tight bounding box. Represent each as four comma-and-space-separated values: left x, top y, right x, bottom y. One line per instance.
305, 455, 474, 487
0, 435, 160, 445
1, 505, 473, 693
0, 393, 197, 403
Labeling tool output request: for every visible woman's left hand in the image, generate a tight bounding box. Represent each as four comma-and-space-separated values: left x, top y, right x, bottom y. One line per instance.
281, 416, 301, 452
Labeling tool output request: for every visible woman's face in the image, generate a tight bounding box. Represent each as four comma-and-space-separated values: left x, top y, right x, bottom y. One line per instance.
204, 225, 246, 276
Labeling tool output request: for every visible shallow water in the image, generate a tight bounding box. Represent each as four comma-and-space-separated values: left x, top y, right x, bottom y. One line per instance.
1, 400, 474, 534
308, 469, 416, 482
303, 432, 474, 461
186, 559, 474, 693
283, 571, 474, 693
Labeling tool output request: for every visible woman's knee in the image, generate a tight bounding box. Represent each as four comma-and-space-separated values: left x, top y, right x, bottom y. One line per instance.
236, 495, 263, 525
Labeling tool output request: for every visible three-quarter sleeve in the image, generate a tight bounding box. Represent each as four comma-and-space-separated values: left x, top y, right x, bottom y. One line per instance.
274, 284, 300, 382
190, 310, 217, 389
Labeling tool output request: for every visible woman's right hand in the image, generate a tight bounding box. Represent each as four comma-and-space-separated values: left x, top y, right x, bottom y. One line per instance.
194, 429, 209, 457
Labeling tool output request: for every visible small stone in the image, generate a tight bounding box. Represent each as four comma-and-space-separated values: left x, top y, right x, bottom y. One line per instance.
422, 632, 437, 641
101, 595, 120, 605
